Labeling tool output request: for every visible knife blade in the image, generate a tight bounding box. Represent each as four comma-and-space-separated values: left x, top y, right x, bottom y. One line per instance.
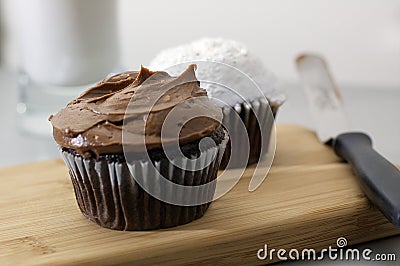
296, 53, 400, 228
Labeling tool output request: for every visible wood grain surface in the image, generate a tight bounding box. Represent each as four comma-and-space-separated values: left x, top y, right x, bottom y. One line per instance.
0, 125, 398, 265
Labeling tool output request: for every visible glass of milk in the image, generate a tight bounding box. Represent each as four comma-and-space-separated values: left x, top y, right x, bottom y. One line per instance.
15, 0, 119, 136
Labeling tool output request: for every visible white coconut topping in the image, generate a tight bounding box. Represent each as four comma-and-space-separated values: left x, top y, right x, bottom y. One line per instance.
149, 38, 284, 106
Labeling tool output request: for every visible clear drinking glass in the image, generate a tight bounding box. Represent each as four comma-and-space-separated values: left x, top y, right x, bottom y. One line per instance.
15, 0, 119, 136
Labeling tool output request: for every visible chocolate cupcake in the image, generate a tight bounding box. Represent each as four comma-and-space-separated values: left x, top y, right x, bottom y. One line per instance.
50, 65, 228, 231
150, 38, 285, 168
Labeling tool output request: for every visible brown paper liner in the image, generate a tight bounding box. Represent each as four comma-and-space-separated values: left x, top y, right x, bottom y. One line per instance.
61, 134, 227, 231
220, 97, 279, 169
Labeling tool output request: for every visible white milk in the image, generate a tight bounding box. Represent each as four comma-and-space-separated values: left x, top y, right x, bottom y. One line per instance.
15, 0, 119, 86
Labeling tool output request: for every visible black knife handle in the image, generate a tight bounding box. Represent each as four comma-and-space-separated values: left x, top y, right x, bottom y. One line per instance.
333, 132, 400, 227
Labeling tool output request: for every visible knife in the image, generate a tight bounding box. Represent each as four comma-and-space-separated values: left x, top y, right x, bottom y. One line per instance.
296, 54, 400, 228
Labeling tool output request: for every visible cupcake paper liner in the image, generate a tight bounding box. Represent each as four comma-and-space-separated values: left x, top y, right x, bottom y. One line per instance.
61, 135, 227, 231
220, 97, 278, 169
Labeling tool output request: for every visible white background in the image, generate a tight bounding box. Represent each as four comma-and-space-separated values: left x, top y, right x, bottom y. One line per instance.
1, 0, 400, 88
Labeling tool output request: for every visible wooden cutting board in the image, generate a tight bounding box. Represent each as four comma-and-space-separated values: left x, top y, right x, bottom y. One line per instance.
0, 125, 399, 265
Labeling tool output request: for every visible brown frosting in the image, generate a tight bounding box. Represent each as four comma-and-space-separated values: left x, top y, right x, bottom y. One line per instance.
49, 64, 222, 156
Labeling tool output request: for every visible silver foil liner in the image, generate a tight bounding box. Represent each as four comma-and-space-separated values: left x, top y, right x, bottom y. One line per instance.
220, 97, 278, 168
61, 134, 228, 231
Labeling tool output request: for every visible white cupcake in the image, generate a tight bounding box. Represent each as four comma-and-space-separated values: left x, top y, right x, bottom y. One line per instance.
150, 38, 285, 168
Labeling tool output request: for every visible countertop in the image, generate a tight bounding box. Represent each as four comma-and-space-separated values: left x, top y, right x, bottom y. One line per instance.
0, 67, 399, 265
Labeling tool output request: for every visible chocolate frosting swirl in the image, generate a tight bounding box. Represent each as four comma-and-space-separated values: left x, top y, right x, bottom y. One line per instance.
49, 64, 222, 156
